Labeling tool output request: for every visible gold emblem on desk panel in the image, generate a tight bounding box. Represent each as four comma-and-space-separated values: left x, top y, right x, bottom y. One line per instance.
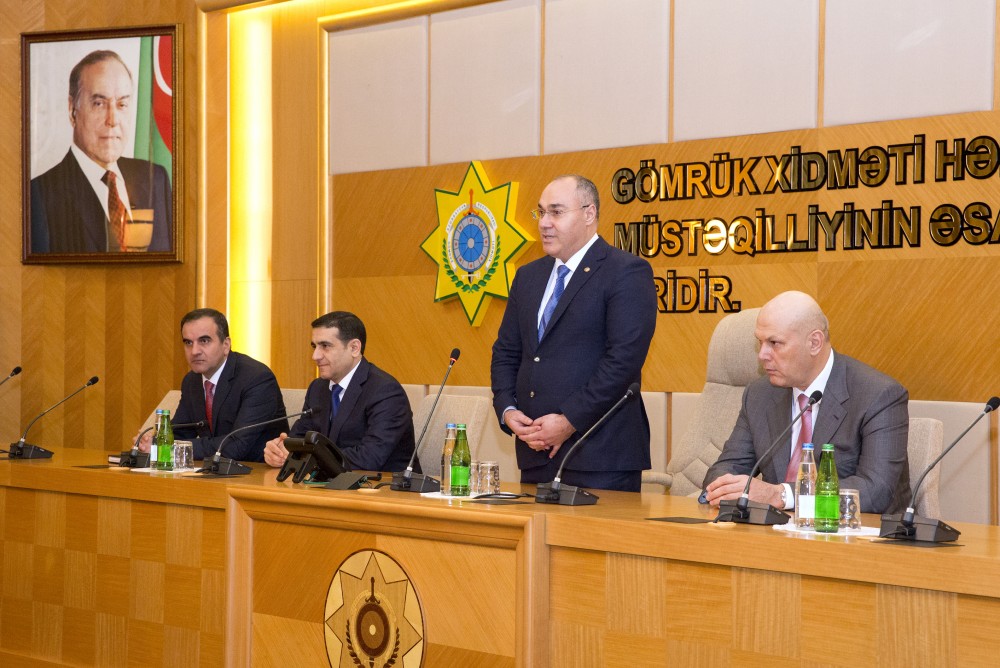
325, 550, 425, 667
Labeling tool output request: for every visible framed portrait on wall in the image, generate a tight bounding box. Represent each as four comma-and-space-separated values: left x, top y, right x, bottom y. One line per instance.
21, 25, 181, 264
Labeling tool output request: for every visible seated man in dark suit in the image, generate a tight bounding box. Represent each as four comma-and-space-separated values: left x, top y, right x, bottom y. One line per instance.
136, 308, 286, 461
30, 49, 171, 254
703, 291, 909, 514
263, 311, 416, 472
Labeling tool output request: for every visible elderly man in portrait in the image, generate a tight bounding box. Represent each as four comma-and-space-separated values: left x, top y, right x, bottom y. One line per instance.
703, 291, 910, 514
30, 49, 172, 254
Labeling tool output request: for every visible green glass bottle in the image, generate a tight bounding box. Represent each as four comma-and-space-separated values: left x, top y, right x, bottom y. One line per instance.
814, 443, 839, 533
449, 424, 471, 496
154, 409, 175, 471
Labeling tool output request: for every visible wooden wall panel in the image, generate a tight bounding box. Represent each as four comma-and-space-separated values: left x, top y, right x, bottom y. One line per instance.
1, 0, 201, 452
329, 114, 1000, 399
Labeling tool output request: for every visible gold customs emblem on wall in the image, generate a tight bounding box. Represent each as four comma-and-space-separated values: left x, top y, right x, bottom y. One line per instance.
422, 161, 534, 326
325, 550, 425, 667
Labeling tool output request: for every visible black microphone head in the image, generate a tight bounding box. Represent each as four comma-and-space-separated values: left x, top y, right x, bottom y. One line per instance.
627, 382, 641, 397
302, 407, 315, 417
808, 390, 823, 404
986, 397, 1000, 413
87, 376, 100, 386
11, 366, 22, 377
450, 348, 461, 362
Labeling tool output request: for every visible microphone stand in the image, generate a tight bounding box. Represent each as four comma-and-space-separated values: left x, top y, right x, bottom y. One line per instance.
391, 349, 460, 493
879, 397, 999, 542
8, 376, 99, 460
535, 383, 640, 506
198, 409, 312, 476
716, 390, 822, 525
0, 366, 22, 390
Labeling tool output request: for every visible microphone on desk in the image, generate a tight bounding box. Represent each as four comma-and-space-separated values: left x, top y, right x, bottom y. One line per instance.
0, 366, 22, 391
197, 408, 312, 476
535, 382, 641, 506
7, 375, 99, 459
391, 347, 461, 493
879, 396, 1000, 543
117, 419, 207, 468
716, 389, 822, 525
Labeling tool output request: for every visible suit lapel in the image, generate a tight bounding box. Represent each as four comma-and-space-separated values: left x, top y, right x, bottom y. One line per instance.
64, 153, 109, 252
211, 354, 239, 435
540, 238, 606, 343
812, 354, 848, 446
765, 388, 793, 482
329, 358, 369, 441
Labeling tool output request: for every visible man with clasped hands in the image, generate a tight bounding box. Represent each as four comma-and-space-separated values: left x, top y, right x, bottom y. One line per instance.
703, 291, 909, 514
491, 174, 657, 492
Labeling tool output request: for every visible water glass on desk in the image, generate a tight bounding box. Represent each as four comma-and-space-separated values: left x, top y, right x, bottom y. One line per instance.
468, 460, 481, 496
479, 461, 500, 495
173, 440, 194, 471
839, 489, 861, 530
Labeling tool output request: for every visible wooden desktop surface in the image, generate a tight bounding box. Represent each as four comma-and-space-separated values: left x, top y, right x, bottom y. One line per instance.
2, 449, 999, 666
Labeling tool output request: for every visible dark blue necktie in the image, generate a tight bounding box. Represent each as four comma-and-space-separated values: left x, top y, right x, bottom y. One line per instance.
538, 264, 570, 341
329, 383, 342, 427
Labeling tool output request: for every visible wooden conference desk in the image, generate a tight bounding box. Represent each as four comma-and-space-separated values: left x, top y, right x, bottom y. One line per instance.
2, 449, 1000, 667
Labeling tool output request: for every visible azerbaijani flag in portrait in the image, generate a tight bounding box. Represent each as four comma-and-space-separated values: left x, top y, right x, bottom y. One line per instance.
134, 34, 173, 183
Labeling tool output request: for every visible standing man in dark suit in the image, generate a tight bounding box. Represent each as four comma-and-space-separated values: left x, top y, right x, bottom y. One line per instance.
136, 308, 286, 461
490, 174, 658, 492
263, 311, 416, 472
703, 291, 910, 514
30, 50, 171, 254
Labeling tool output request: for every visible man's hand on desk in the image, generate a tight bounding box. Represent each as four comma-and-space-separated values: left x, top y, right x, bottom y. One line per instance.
705, 473, 784, 508
134, 429, 153, 454
263, 433, 289, 468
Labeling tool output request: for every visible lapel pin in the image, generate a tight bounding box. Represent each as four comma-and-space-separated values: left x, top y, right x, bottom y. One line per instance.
584, 267, 590, 272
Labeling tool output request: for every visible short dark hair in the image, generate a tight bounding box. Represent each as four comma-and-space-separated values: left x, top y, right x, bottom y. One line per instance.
555, 174, 600, 219
311, 311, 366, 354
69, 50, 133, 110
181, 308, 229, 341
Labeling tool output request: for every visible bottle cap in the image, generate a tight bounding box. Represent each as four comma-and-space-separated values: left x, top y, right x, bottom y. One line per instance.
456, 423, 467, 429
446, 423, 457, 429
822, 443, 834, 451
803, 442, 814, 450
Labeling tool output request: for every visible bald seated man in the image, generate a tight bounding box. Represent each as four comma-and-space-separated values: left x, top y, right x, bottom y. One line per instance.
703, 291, 910, 514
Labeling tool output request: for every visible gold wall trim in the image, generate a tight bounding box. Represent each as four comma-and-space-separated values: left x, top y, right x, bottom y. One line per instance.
195, 0, 293, 13
318, 0, 500, 33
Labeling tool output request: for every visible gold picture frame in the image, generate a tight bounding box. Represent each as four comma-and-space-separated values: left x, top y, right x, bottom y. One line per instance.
21, 25, 181, 264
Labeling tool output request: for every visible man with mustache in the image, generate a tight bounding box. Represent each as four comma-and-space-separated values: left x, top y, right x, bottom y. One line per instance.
136, 309, 286, 461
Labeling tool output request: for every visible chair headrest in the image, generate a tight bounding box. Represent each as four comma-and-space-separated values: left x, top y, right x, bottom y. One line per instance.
705, 307, 763, 387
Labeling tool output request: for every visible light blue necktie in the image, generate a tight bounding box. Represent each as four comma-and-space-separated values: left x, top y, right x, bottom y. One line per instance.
538, 265, 570, 341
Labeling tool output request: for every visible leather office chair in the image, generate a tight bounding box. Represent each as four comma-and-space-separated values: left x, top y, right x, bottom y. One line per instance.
644, 308, 763, 495
280, 388, 308, 417
905, 417, 944, 517
411, 394, 491, 477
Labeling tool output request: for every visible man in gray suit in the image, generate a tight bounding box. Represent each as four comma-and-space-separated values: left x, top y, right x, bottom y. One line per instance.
703, 291, 909, 514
